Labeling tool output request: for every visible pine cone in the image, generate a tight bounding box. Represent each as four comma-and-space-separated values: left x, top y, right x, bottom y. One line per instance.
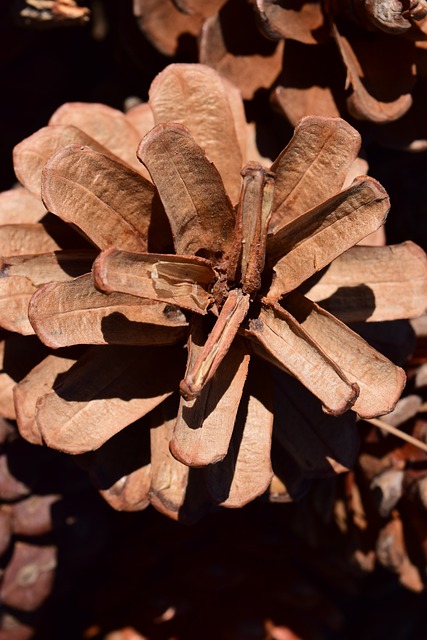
12, 0, 90, 28
2, 64, 427, 522
133, 0, 427, 149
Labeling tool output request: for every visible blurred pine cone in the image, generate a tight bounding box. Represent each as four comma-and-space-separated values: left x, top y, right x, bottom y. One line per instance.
12, 0, 90, 28
336, 335, 427, 594
133, 0, 427, 149
0, 414, 120, 639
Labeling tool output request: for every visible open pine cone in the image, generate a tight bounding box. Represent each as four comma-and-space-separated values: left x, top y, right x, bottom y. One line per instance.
265, 0, 427, 151
133, 1, 427, 149
2, 63, 427, 521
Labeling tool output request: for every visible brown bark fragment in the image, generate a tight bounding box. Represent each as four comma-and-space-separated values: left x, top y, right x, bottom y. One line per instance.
171, 329, 250, 467
304, 242, 427, 322
283, 293, 406, 418
148, 64, 243, 203
36, 345, 185, 453
94, 248, 215, 314
246, 303, 359, 415
269, 116, 361, 232
42, 145, 159, 252
14, 354, 77, 445
29, 274, 188, 348
268, 177, 390, 299
138, 124, 235, 260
